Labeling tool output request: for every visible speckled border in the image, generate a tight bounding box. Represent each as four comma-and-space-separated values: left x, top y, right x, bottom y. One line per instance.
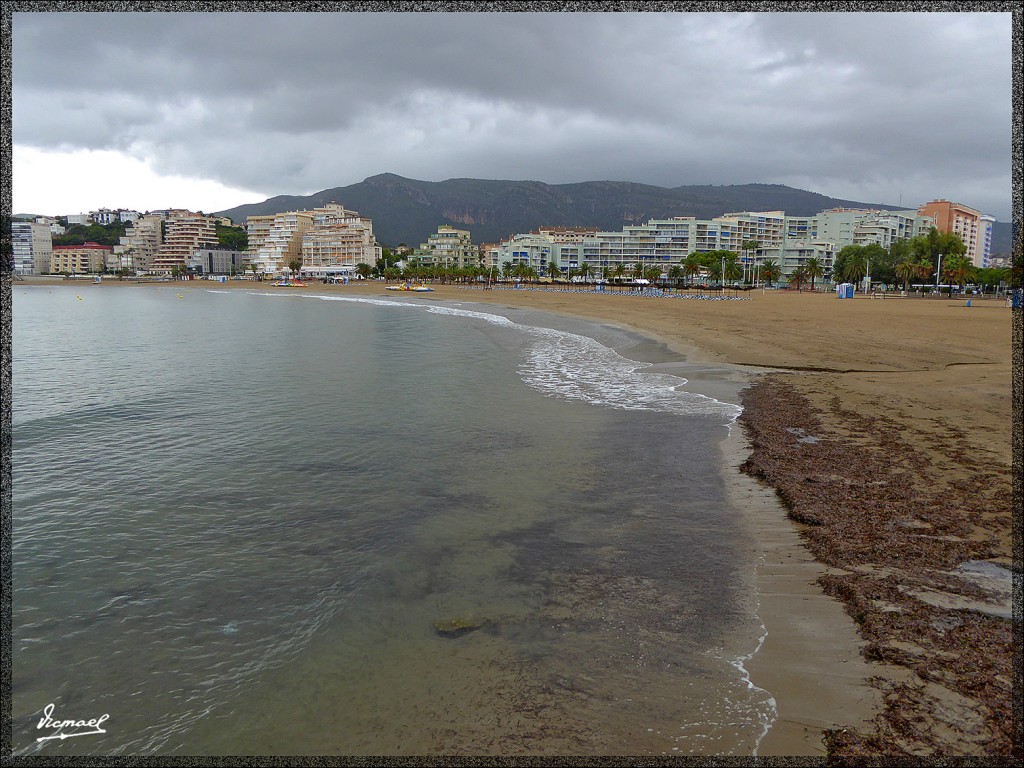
1, 2, 1020, 766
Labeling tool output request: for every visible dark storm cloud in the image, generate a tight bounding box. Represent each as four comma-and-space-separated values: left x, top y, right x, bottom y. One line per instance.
12, 10, 1013, 218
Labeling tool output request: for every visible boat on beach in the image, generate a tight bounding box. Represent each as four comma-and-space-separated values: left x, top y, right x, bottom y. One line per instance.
271, 279, 307, 287
386, 282, 433, 292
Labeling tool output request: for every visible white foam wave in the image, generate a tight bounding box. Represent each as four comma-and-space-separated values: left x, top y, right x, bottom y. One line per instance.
239, 291, 740, 421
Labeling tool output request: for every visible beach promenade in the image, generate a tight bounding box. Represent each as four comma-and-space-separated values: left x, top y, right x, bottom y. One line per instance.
15, 276, 1018, 759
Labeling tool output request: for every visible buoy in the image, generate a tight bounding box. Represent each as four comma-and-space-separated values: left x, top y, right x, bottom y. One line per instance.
177, 294, 183, 298
76, 296, 82, 300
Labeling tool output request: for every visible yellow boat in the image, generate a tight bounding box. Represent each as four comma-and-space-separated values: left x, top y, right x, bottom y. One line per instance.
386, 282, 433, 292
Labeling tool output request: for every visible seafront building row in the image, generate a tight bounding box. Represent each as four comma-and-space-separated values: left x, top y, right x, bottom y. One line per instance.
485, 202, 994, 284
12, 198, 997, 286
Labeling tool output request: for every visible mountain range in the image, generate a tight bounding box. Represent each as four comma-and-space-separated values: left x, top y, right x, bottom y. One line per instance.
212, 173, 1001, 256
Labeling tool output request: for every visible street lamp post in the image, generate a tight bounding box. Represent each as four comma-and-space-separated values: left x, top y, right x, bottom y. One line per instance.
935, 252, 943, 292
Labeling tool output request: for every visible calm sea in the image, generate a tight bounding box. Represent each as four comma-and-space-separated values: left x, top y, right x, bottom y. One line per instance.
11, 283, 774, 756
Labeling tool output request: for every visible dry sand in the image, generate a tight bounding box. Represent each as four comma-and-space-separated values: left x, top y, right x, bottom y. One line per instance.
19, 276, 1017, 758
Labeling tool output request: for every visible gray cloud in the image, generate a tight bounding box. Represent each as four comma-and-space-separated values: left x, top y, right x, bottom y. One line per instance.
12, 10, 1014, 219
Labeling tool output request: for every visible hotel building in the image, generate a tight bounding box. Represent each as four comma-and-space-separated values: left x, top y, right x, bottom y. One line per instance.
917, 199, 994, 268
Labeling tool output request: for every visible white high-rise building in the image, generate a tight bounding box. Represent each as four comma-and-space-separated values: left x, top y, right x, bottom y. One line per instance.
11, 221, 53, 275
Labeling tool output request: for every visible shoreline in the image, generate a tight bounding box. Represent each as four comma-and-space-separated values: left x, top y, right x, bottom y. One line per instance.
13, 277, 1017, 758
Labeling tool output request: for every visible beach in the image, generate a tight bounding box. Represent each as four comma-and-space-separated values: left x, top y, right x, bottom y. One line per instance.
13, 276, 1018, 758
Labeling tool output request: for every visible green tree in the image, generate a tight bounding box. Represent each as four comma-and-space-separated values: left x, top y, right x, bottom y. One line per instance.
547, 261, 562, 280
216, 223, 248, 251
788, 266, 809, 291
683, 253, 702, 286
942, 254, 974, 289
804, 257, 824, 291
579, 262, 592, 282
895, 259, 918, 292
910, 229, 966, 276
355, 262, 373, 279
759, 259, 781, 287
723, 256, 742, 285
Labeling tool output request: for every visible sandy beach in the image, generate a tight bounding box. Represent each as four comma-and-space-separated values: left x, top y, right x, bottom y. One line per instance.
16, 276, 1018, 759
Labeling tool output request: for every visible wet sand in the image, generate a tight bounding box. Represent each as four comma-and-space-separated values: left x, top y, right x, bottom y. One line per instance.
17, 276, 1017, 758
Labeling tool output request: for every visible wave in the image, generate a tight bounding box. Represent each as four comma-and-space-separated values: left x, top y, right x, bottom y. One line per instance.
236, 291, 742, 423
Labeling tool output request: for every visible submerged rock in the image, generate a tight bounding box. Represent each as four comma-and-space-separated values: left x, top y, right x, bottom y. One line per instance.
433, 616, 486, 638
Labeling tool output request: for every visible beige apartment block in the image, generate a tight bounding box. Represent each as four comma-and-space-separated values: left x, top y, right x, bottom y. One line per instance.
251, 211, 315, 275
150, 212, 219, 273
50, 242, 112, 274
245, 215, 276, 267
536, 226, 599, 244
300, 204, 382, 277
114, 214, 164, 273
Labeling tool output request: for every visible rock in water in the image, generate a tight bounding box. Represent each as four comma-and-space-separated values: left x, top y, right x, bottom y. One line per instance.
434, 617, 486, 638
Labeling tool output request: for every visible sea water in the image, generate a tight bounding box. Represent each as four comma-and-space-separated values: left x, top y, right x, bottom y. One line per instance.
10, 284, 774, 756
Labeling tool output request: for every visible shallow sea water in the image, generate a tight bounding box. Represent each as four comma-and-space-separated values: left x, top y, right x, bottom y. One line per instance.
11, 284, 773, 755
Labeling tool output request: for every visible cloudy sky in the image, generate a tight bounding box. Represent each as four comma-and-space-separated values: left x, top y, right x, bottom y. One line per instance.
11, 8, 1015, 220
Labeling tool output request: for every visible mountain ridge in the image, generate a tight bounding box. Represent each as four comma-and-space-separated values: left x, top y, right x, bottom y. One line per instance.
206, 174, 1008, 254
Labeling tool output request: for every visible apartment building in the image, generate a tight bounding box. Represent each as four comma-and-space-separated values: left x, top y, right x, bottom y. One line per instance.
495, 211, 839, 284
300, 204, 382, 278
535, 226, 599, 243
245, 215, 276, 262
187, 246, 248, 275
415, 225, 478, 269
150, 212, 219, 273
50, 242, 112, 274
917, 199, 992, 268
250, 211, 315, 275
113, 214, 164, 273
11, 220, 53, 275
813, 208, 933, 251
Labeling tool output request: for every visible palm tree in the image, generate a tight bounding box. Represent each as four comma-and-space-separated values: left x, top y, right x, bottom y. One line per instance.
668, 265, 683, 287
788, 266, 809, 291
943, 254, 974, 291
631, 262, 645, 283
759, 259, 780, 287
547, 261, 561, 281
723, 257, 743, 287
611, 263, 627, 288
683, 254, 702, 287
579, 262, 592, 283
706, 260, 722, 285
804, 257, 824, 292
841, 254, 868, 285
895, 259, 918, 292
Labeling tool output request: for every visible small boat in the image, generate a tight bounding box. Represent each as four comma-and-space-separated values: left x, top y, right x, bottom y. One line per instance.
386, 282, 434, 292
271, 279, 307, 287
